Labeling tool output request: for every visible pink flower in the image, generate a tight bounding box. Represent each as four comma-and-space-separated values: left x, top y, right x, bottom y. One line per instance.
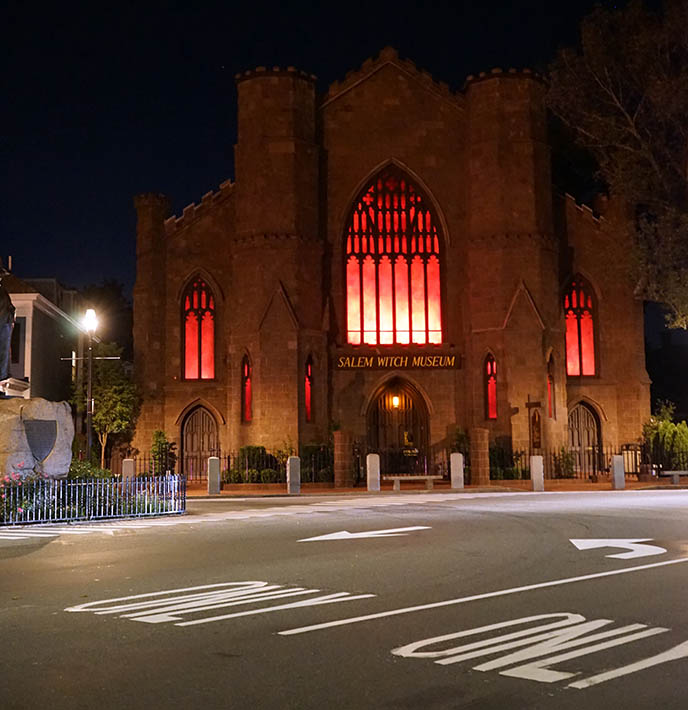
17, 507, 23, 514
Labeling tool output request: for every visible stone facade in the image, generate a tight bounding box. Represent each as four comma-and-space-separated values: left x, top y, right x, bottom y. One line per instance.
132, 48, 650, 464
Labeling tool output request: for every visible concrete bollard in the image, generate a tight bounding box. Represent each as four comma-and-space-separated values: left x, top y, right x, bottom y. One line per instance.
122, 458, 135, 480
208, 456, 221, 495
366, 453, 380, 492
287, 456, 301, 495
450, 452, 464, 489
530, 455, 544, 492
612, 454, 625, 490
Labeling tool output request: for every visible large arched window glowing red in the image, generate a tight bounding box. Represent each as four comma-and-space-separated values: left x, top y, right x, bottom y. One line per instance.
183, 278, 215, 380
564, 277, 596, 376
304, 355, 313, 423
241, 355, 252, 423
345, 168, 443, 345
485, 354, 497, 420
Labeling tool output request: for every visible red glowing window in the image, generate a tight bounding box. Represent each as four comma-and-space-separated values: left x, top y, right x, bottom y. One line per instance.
564, 277, 596, 376
305, 355, 313, 422
485, 354, 497, 420
183, 278, 215, 380
241, 355, 252, 423
345, 168, 443, 345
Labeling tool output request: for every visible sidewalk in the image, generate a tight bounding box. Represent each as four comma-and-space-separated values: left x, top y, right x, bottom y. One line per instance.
186, 478, 681, 498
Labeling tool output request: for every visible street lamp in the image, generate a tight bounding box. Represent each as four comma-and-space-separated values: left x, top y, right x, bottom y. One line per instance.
83, 308, 98, 461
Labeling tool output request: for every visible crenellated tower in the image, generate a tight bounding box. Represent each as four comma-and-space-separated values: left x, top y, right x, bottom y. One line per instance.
232, 67, 324, 448
465, 69, 566, 448
132, 192, 171, 450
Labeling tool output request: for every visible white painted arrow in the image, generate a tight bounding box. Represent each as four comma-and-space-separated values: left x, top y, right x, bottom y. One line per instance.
570, 538, 667, 559
299, 526, 431, 542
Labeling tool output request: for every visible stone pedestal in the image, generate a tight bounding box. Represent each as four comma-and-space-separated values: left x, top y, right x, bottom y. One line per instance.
612, 455, 625, 490
530, 455, 544, 492
366, 453, 380, 492
287, 456, 301, 495
0, 377, 30, 398
470, 427, 490, 486
334, 430, 354, 488
0, 397, 73, 477
208, 456, 221, 495
450, 452, 464, 489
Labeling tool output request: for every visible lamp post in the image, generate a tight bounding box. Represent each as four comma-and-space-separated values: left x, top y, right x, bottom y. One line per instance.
83, 308, 98, 461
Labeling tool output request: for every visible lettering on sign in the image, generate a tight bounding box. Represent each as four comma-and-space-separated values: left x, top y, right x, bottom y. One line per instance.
65, 581, 375, 627
335, 354, 458, 370
391, 613, 688, 689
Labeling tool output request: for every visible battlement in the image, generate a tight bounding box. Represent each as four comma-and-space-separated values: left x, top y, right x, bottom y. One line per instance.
463, 67, 546, 91
235, 65, 317, 84
561, 192, 604, 224
322, 46, 462, 110
164, 179, 234, 235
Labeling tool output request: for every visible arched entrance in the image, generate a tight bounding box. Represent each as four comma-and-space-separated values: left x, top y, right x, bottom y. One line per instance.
181, 406, 218, 481
568, 402, 602, 477
366, 378, 429, 474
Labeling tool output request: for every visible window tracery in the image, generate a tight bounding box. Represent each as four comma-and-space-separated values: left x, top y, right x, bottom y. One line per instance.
183, 278, 215, 380
345, 167, 443, 346
564, 276, 596, 376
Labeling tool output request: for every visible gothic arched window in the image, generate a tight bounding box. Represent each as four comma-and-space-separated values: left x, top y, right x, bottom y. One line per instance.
564, 276, 596, 376
241, 355, 252, 423
183, 278, 215, 380
485, 354, 497, 420
304, 355, 313, 423
345, 167, 443, 346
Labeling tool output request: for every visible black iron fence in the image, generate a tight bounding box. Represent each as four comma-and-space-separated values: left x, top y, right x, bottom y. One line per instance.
0, 475, 186, 526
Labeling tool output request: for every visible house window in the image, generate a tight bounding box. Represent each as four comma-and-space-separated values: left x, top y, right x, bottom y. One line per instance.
345, 167, 443, 345
241, 355, 252, 423
305, 355, 313, 423
564, 276, 596, 376
485, 354, 497, 420
183, 278, 215, 380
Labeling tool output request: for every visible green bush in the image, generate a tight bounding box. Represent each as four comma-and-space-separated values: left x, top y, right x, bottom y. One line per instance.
260, 468, 279, 483
552, 448, 576, 478
68, 459, 112, 479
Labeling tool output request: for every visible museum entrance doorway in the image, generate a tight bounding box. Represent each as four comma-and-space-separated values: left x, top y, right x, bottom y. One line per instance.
366, 378, 429, 474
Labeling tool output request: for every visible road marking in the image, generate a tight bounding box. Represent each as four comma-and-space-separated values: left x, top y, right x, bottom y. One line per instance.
279, 556, 688, 636
392, 612, 684, 689
65, 581, 375, 627
298, 526, 431, 542
570, 538, 667, 559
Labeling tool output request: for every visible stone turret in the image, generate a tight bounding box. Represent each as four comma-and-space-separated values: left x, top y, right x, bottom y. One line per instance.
232, 68, 324, 448
133, 192, 171, 449
465, 70, 565, 447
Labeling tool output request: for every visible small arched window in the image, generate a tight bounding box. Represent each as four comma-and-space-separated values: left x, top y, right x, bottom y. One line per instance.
564, 276, 596, 376
485, 354, 497, 420
183, 278, 215, 380
241, 355, 252, 423
304, 355, 313, 423
345, 167, 443, 346
547, 354, 555, 419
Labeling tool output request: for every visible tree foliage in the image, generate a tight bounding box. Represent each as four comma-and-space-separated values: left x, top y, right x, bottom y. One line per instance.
547, 0, 688, 327
83, 342, 139, 468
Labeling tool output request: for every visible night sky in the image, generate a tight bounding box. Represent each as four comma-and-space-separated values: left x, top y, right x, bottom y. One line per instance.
4, 0, 617, 296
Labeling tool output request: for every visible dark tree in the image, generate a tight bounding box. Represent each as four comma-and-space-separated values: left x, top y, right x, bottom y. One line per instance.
548, 0, 688, 327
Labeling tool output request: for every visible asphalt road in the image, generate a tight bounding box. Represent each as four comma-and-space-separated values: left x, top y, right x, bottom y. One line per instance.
2, 490, 688, 709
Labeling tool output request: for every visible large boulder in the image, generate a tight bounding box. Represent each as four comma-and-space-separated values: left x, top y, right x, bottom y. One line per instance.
0, 398, 74, 478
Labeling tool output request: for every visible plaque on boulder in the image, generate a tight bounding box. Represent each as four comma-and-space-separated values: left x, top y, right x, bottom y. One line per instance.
23, 419, 57, 462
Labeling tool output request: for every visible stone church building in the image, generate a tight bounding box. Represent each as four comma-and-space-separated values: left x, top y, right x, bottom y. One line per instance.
132, 48, 650, 476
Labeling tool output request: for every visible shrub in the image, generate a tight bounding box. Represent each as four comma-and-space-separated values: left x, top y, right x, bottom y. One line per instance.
68, 459, 112, 479
260, 468, 279, 483
552, 448, 576, 478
